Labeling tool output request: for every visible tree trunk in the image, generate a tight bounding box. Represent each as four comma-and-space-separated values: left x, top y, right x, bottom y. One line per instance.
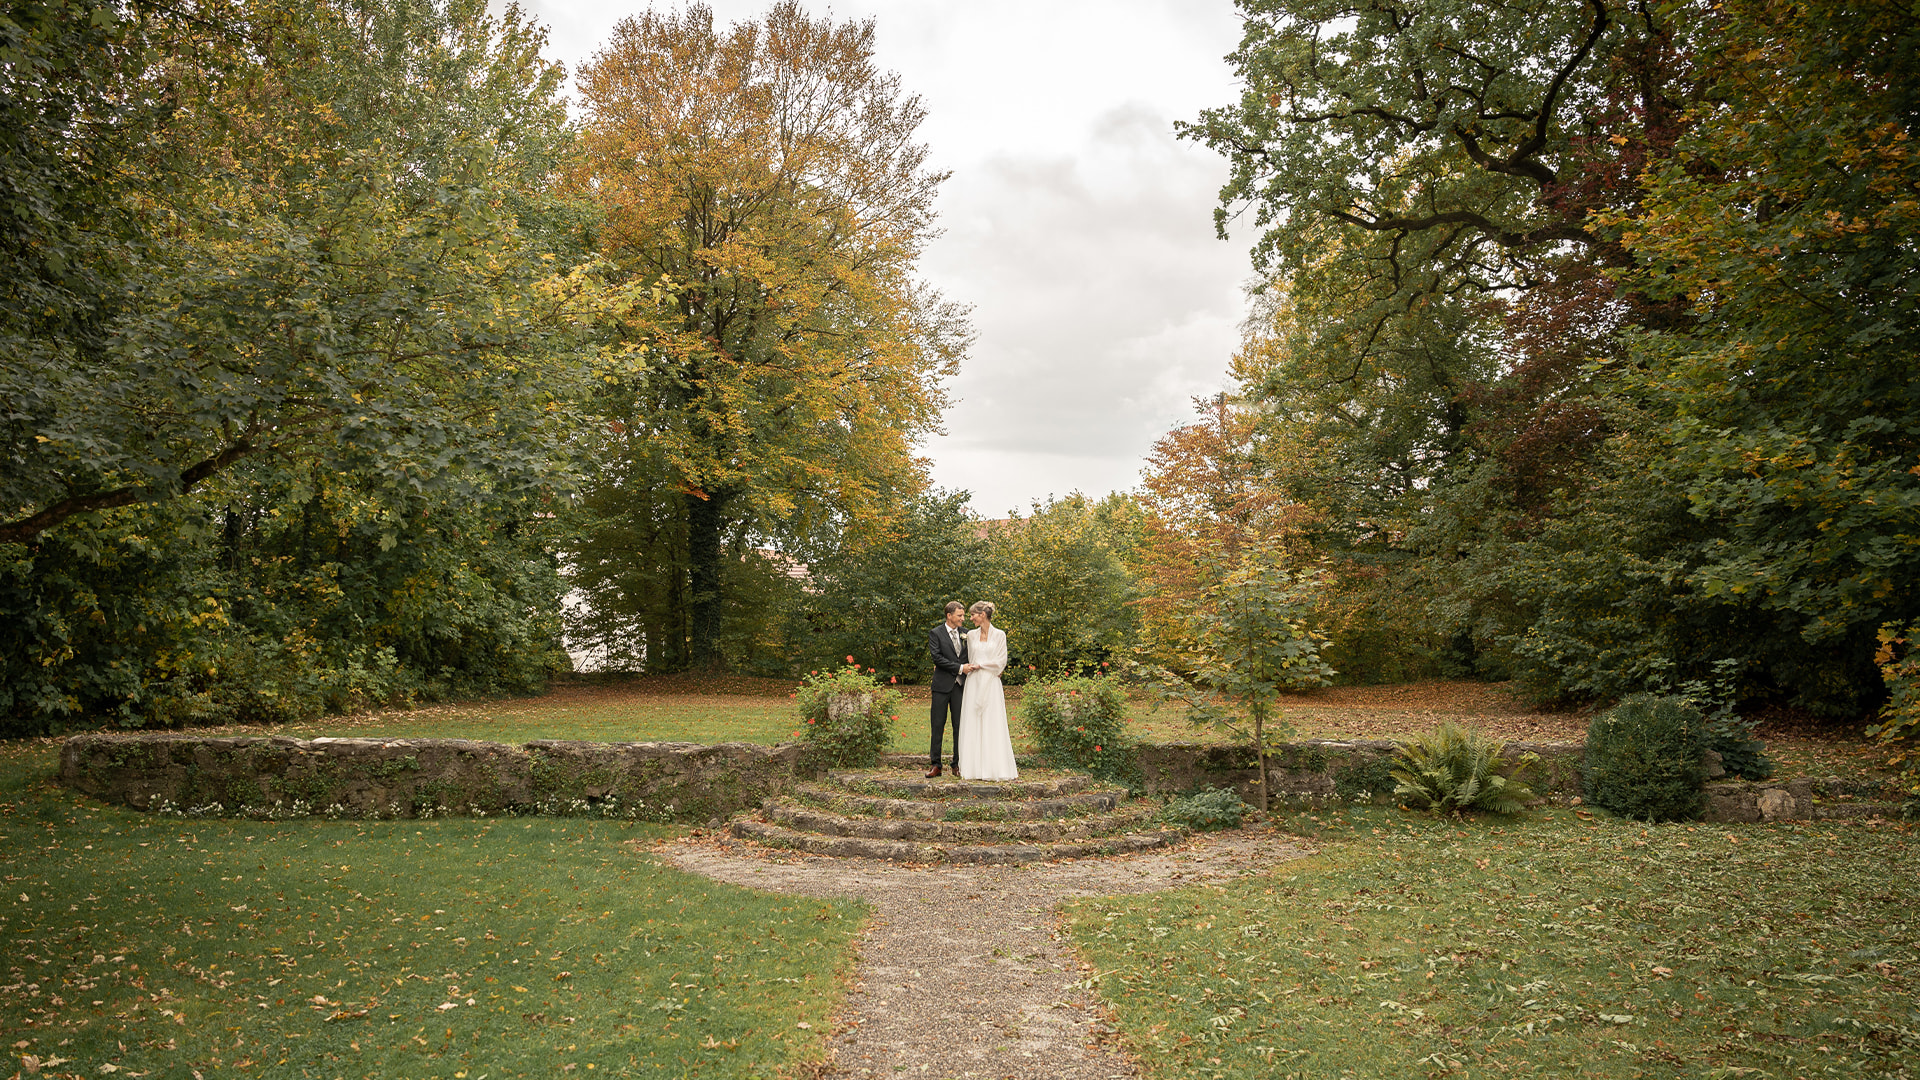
684, 488, 729, 672
1253, 701, 1270, 814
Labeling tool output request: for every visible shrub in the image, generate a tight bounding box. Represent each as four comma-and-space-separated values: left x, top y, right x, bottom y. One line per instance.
1678, 658, 1773, 780
1332, 755, 1398, 803
1022, 672, 1136, 783
1162, 787, 1246, 831
1584, 694, 1706, 822
1390, 722, 1538, 815
793, 658, 901, 770
1869, 623, 1920, 819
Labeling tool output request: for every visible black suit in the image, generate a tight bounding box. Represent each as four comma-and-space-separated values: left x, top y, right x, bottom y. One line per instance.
928, 621, 968, 771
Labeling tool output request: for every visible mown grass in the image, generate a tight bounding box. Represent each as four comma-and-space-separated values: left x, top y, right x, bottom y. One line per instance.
0, 740, 863, 1079
266, 696, 815, 748
1065, 805, 1919, 1079
10, 681, 1899, 1078
247, 680, 1888, 787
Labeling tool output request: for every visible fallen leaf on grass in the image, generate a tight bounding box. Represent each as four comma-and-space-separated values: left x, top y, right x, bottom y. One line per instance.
324, 1009, 368, 1022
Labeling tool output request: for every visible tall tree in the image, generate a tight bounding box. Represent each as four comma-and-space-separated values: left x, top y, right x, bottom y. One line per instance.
1, 0, 592, 547
1190, 0, 1920, 714
1597, 0, 1920, 711
1180, 0, 1691, 539
569, 2, 967, 671
1176, 0, 1685, 684
1, 0, 592, 732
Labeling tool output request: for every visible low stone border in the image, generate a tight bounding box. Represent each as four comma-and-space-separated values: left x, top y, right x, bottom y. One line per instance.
1136, 738, 1587, 805
58, 733, 799, 822
59, 732, 1887, 823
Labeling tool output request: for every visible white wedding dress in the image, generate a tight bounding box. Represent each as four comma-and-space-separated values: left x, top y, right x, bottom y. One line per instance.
957, 627, 1018, 780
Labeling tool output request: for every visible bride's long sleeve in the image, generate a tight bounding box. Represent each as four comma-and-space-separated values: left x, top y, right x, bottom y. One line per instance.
972, 630, 1008, 676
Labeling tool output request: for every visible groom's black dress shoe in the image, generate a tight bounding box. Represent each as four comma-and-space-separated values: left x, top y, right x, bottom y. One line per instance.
923, 766, 941, 778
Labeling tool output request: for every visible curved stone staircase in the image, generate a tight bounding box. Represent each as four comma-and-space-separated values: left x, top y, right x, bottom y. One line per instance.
728, 760, 1183, 864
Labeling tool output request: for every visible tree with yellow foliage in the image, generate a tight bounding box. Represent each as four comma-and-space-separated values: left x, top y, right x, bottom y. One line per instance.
567, 2, 968, 670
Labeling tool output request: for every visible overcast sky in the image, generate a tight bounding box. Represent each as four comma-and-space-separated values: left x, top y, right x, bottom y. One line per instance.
508, 0, 1254, 517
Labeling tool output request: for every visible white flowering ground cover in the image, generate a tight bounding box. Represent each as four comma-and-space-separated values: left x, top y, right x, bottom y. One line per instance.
0, 739, 864, 1079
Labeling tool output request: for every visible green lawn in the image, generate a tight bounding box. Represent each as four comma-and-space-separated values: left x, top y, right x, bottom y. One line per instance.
1066, 805, 1919, 1079
250, 679, 1883, 785
0, 739, 862, 1079
8, 683, 1903, 1079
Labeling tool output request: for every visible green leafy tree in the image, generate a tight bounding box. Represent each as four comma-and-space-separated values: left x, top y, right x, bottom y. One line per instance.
1149, 553, 1334, 811
983, 493, 1144, 678
1178, 0, 1690, 687
1596, 0, 1920, 713
791, 489, 989, 681
569, 2, 967, 671
1185, 0, 1916, 718
0, 0, 589, 731
1, 464, 570, 734
2, 0, 593, 546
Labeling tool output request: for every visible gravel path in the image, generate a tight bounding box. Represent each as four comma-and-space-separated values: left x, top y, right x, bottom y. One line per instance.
651, 828, 1314, 1080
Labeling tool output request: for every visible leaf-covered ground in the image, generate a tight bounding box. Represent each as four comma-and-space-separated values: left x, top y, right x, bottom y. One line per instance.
5, 680, 1899, 1078
1066, 806, 1918, 1079
221, 676, 1890, 785
0, 740, 863, 1079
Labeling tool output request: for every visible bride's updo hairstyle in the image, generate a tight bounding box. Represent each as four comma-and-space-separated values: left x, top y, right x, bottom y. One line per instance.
968, 600, 996, 622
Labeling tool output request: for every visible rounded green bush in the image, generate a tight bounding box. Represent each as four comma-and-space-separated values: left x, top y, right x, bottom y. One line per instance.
1022, 672, 1136, 783
1583, 693, 1706, 822
793, 660, 901, 769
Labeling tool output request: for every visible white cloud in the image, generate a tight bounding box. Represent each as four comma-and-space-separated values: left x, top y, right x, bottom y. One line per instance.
503, 0, 1255, 514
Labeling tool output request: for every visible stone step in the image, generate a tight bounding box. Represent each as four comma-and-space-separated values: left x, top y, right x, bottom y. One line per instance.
762, 798, 1158, 844
826, 769, 1095, 800
729, 818, 1184, 865
787, 781, 1127, 821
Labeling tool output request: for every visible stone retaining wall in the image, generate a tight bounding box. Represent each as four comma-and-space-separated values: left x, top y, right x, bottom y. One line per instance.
1136, 739, 1587, 806
59, 733, 800, 823
60, 733, 1877, 823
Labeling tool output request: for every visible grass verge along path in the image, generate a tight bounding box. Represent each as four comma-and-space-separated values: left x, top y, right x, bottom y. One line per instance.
1065, 805, 1918, 1079
0, 740, 863, 1079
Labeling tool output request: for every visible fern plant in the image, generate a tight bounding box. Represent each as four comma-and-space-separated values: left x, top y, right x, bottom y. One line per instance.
1390, 722, 1539, 815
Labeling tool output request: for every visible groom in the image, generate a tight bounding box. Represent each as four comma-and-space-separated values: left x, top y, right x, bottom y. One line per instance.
926, 600, 967, 777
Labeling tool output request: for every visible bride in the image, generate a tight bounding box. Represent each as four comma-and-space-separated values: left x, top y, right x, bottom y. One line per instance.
957, 601, 1018, 781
